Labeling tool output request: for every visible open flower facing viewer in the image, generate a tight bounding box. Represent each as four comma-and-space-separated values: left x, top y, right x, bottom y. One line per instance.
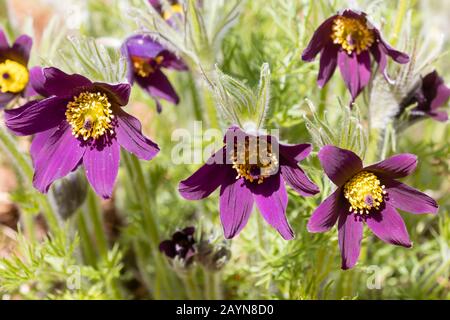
5, 67, 159, 199
179, 126, 319, 240
307, 145, 438, 270
302, 9, 409, 104
0, 29, 34, 108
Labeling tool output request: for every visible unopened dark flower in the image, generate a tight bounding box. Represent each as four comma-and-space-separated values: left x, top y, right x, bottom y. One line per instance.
179, 126, 319, 240
122, 34, 187, 112
307, 145, 438, 270
0, 29, 34, 108
52, 170, 88, 220
5, 67, 159, 199
398, 70, 449, 122
159, 226, 196, 264
196, 240, 231, 271
302, 9, 409, 104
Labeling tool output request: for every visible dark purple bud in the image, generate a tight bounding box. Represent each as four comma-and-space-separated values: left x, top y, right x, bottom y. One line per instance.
159, 226, 196, 265
52, 170, 88, 220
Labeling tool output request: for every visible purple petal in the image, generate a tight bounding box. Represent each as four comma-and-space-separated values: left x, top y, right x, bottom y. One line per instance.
148, 0, 160, 7
280, 163, 319, 196
371, 43, 390, 82
219, 177, 254, 239
429, 110, 448, 122
84, 139, 121, 199
94, 82, 131, 106
123, 34, 165, 59
12, 35, 32, 64
33, 123, 85, 193
341, 9, 367, 19
23, 81, 37, 97
159, 240, 176, 258
376, 32, 410, 64
178, 148, 228, 200
30, 128, 57, 164
356, 50, 372, 94
307, 189, 342, 232
0, 92, 16, 109
120, 40, 135, 84
136, 69, 179, 104
366, 204, 411, 247
301, 15, 336, 62
337, 50, 371, 102
365, 153, 417, 179
251, 174, 294, 240
337, 51, 358, 99
182, 226, 195, 236
318, 42, 338, 88
160, 51, 188, 71
29, 66, 49, 96
318, 145, 363, 187
41, 67, 92, 97
383, 177, 438, 214
116, 110, 159, 161
0, 29, 9, 47
430, 78, 450, 111
338, 213, 363, 270
223, 125, 249, 144
279, 143, 312, 162
4, 96, 68, 136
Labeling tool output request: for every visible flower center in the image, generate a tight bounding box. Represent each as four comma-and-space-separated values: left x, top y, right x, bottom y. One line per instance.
65, 92, 114, 141
0, 59, 29, 93
344, 171, 386, 214
231, 139, 279, 184
331, 16, 375, 55
163, 3, 183, 21
131, 55, 164, 77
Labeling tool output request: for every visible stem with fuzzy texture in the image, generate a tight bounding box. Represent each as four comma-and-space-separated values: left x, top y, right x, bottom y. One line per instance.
85, 188, 108, 257
390, 0, 408, 47
121, 151, 179, 298
77, 209, 96, 266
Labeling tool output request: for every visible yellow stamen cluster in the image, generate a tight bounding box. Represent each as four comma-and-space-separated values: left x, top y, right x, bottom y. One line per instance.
232, 140, 279, 184
132, 55, 164, 77
331, 16, 375, 55
0, 59, 29, 93
344, 171, 386, 214
163, 3, 183, 21
65, 92, 114, 141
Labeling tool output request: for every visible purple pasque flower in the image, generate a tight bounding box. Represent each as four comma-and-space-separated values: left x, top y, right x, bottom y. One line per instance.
159, 226, 196, 264
0, 29, 34, 108
307, 145, 438, 270
4, 67, 159, 199
122, 34, 187, 113
398, 70, 450, 122
149, 0, 183, 23
302, 9, 410, 104
178, 126, 319, 240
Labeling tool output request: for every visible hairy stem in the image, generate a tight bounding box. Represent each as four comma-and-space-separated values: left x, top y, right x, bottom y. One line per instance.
121, 151, 178, 298
77, 209, 96, 266
390, 0, 408, 47
85, 188, 108, 257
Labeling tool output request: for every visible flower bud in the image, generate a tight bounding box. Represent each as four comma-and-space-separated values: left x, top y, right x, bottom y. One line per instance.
51, 170, 88, 220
